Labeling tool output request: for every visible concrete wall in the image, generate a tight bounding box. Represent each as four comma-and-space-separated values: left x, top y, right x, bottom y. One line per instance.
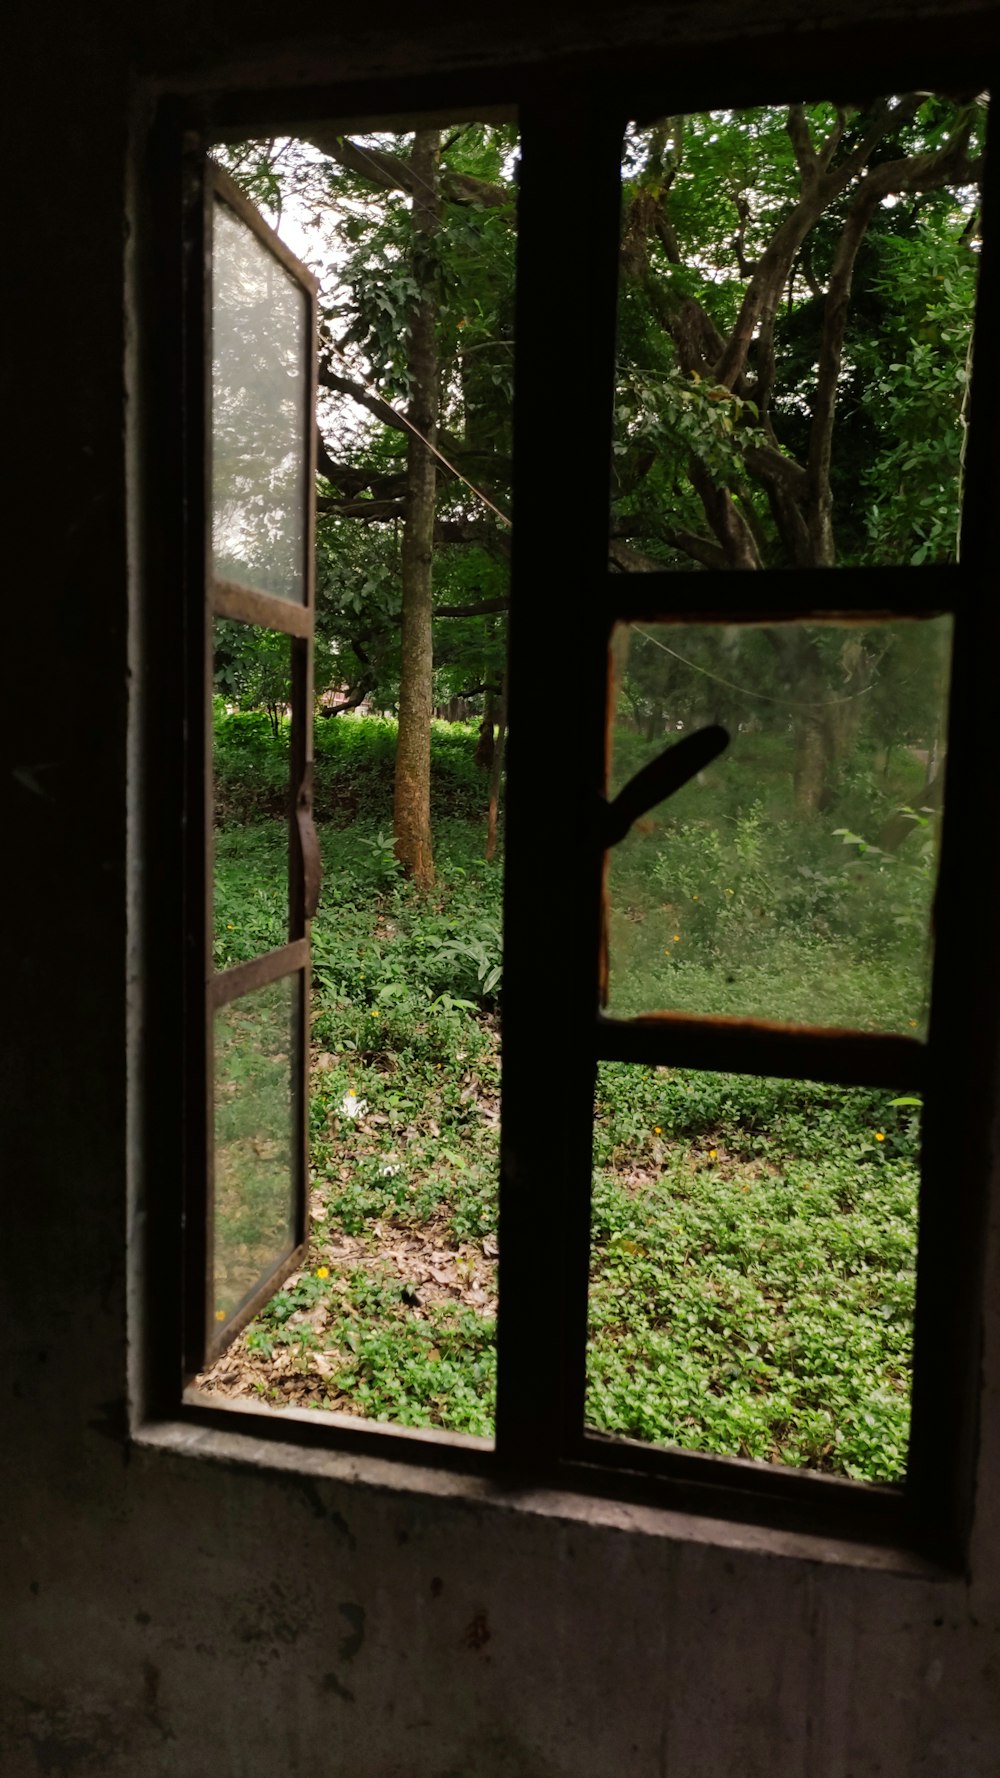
3, 3, 999, 1772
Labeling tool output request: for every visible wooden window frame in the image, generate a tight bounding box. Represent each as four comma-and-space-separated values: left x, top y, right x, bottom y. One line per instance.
137, 32, 1000, 1567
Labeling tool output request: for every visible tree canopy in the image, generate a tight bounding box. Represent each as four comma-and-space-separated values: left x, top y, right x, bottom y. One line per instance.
213, 94, 983, 832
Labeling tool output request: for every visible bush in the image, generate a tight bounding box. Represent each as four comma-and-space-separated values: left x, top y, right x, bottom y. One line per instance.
213, 709, 488, 829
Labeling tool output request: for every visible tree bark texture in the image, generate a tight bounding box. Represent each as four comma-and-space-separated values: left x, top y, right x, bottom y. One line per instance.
393, 129, 440, 890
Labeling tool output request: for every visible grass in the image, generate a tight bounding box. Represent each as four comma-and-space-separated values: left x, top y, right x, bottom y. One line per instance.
198, 710, 926, 1483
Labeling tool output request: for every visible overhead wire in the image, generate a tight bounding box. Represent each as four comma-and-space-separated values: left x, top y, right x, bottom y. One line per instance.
632, 624, 883, 711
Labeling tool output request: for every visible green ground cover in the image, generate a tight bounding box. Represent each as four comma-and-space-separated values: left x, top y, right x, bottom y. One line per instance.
200, 712, 925, 1483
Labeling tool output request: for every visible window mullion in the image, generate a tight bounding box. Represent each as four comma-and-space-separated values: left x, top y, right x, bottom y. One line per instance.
496, 97, 624, 1471
906, 93, 1000, 1560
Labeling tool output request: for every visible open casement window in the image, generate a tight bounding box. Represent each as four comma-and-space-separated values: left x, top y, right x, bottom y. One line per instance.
184, 165, 320, 1375
156, 69, 999, 1566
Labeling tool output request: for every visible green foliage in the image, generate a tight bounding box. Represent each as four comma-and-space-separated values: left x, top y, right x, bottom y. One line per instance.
212, 707, 486, 831
614, 97, 982, 571
589, 1066, 917, 1479
607, 712, 938, 1031
858, 224, 979, 564
209, 794, 922, 1481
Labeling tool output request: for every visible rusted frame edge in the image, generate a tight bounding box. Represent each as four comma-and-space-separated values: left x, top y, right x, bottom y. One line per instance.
559, 1445, 913, 1549
209, 162, 320, 296
605, 565, 965, 627
289, 636, 313, 1261
213, 578, 312, 635
176, 1392, 498, 1472
573, 1428, 901, 1511
201, 1237, 310, 1367
904, 77, 1000, 1566
197, 163, 317, 1381
201, 961, 309, 1369
595, 1015, 925, 1089
210, 940, 309, 1007
182, 148, 214, 1384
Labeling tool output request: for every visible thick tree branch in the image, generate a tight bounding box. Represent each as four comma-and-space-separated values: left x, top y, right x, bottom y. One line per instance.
612, 518, 731, 571
319, 681, 373, 718
319, 364, 407, 432
608, 539, 669, 573
816, 107, 850, 172
786, 105, 819, 181
305, 132, 509, 209
317, 495, 408, 521
436, 596, 509, 620
689, 458, 762, 568
713, 96, 925, 394
315, 435, 407, 505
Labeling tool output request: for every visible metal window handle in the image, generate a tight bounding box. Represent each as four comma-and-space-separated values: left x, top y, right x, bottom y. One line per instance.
600, 724, 729, 848
296, 762, 322, 920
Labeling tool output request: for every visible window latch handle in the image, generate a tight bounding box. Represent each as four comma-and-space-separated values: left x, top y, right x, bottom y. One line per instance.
296, 762, 322, 920
601, 724, 729, 848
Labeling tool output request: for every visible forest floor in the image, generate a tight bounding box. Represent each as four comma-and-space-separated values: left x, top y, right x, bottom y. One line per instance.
199, 791, 922, 1483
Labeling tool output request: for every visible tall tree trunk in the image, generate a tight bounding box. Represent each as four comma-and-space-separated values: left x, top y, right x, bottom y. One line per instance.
485, 676, 508, 862
476, 686, 498, 771
394, 129, 440, 889
792, 715, 832, 815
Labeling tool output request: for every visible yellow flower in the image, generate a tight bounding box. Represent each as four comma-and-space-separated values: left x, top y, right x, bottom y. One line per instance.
654, 1126, 662, 1135
709, 1148, 717, 1160
370, 1008, 379, 1018
316, 1266, 329, 1279
692, 895, 699, 901
875, 1131, 886, 1142
227, 923, 234, 929
214, 1309, 225, 1321
673, 933, 680, 942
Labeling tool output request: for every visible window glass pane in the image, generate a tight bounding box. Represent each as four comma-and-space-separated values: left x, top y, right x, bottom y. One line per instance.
212, 618, 291, 964
606, 618, 950, 1033
587, 1064, 920, 1482
195, 120, 516, 1435
212, 197, 308, 602
213, 974, 299, 1327
612, 96, 983, 570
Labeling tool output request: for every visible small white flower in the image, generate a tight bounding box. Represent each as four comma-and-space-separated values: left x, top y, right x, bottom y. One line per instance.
340, 1092, 367, 1120
379, 1162, 401, 1179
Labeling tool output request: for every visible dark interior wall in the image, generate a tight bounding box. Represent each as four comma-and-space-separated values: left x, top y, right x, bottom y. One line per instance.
3, 2, 1000, 1773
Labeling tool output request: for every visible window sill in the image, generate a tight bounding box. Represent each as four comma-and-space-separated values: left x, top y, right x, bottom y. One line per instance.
133, 1407, 950, 1580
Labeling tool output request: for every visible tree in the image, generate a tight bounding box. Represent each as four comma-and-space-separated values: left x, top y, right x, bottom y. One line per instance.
393, 128, 441, 888
215, 95, 982, 827
215, 125, 518, 855
615, 96, 983, 574
613, 96, 982, 810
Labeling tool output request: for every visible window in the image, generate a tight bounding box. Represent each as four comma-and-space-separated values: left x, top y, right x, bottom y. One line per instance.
140, 66, 998, 1564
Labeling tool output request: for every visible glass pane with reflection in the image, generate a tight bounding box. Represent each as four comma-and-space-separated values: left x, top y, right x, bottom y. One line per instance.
212, 617, 291, 967
606, 618, 951, 1033
212, 196, 309, 602
612, 96, 983, 570
213, 974, 300, 1327
587, 1063, 920, 1482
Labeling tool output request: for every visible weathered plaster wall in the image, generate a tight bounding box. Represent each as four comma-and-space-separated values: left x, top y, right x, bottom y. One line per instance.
3, 3, 999, 1773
